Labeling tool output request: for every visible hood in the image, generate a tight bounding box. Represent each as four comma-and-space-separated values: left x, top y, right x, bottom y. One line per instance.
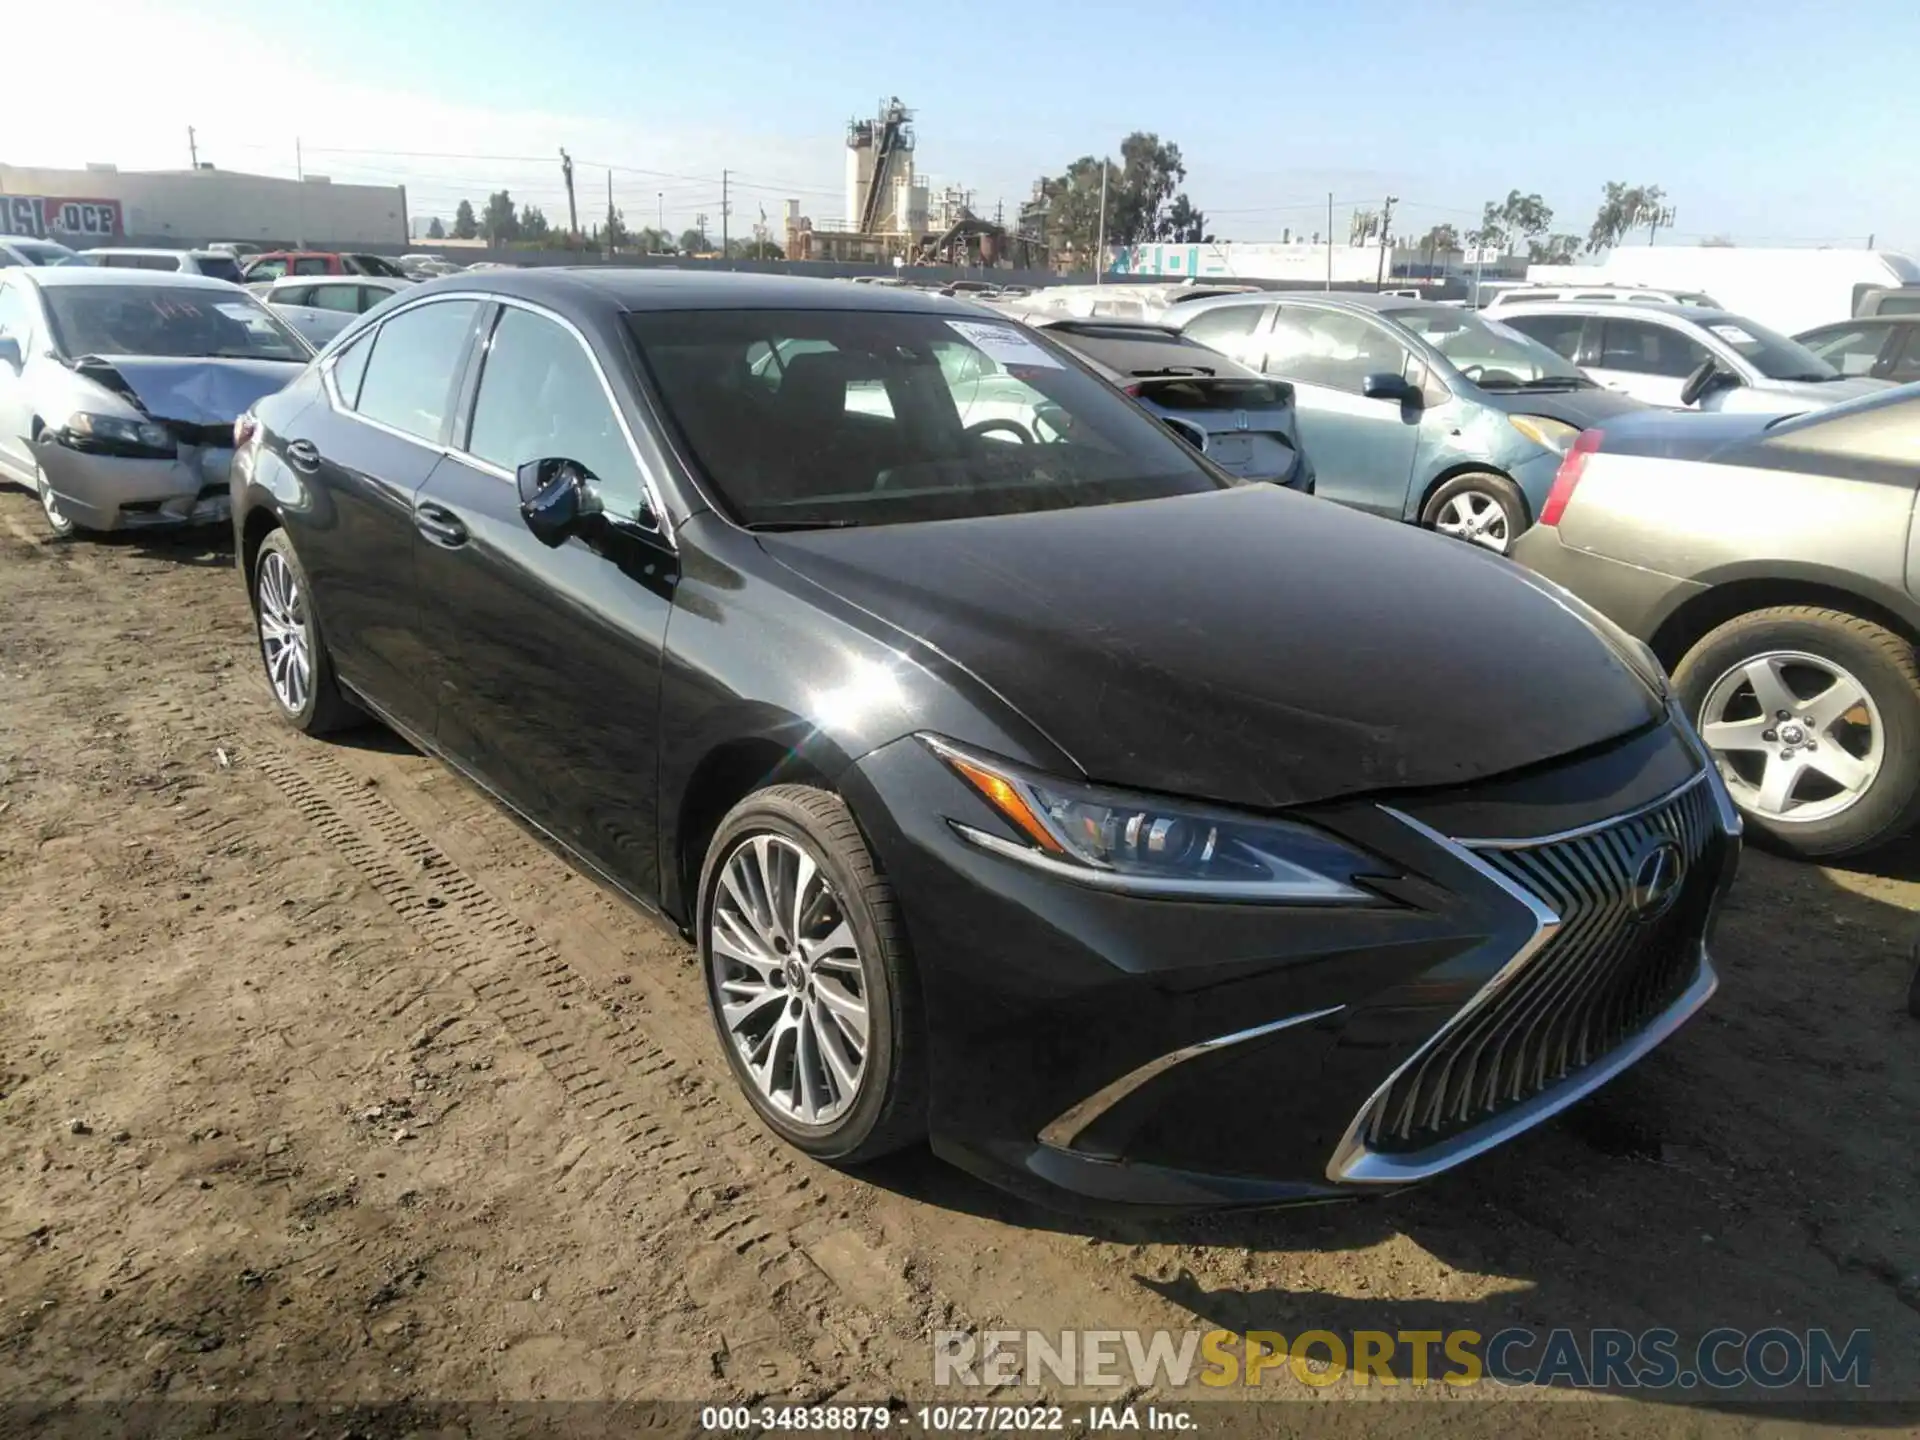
760, 486, 1665, 810
73, 355, 303, 428
1474, 384, 1648, 428
1586, 407, 1778, 461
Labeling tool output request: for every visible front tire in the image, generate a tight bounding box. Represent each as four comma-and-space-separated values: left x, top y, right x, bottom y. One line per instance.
698, 784, 926, 1163
1421, 471, 1527, 554
252, 528, 359, 735
35, 462, 77, 539
1674, 606, 1920, 858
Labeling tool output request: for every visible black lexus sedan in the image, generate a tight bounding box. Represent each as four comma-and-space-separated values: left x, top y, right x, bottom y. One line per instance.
232, 269, 1742, 1214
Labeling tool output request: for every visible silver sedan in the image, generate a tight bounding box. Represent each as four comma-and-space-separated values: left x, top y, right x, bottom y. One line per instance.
0, 268, 311, 535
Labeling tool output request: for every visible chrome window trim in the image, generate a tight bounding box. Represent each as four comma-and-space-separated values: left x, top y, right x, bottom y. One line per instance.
1038, 1004, 1346, 1153
316, 288, 675, 546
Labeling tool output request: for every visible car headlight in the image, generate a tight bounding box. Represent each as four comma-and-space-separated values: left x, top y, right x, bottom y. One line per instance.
65, 411, 174, 455
1508, 414, 1580, 454
920, 735, 1384, 902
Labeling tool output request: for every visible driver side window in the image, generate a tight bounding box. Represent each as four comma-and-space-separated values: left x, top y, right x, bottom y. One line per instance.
1264, 307, 1409, 394
465, 305, 646, 514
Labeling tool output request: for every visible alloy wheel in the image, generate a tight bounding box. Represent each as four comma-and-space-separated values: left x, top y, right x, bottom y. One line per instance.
709, 833, 869, 1125
1698, 650, 1885, 824
256, 549, 313, 715
1432, 490, 1510, 553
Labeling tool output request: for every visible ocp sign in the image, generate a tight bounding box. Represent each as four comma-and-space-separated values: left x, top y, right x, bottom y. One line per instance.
3, 195, 124, 238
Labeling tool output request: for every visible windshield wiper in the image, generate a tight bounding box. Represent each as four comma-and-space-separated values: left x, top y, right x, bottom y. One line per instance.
1777, 372, 1839, 383
1128, 365, 1215, 378
741, 518, 869, 532
1511, 376, 1597, 390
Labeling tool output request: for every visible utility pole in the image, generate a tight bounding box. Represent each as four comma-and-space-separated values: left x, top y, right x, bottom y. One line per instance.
295, 137, 303, 182
1325, 192, 1334, 291
1647, 205, 1675, 246
1093, 158, 1109, 285
721, 171, 730, 257
560, 149, 579, 241
696, 212, 709, 252
187, 126, 199, 169
605, 170, 615, 260
1375, 195, 1397, 291
657, 192, 664, 239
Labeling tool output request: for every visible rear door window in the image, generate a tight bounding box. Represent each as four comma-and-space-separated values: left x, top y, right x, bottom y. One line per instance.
309, 284, 362, 314
1179, 303, 1269, 369
352, 299, 479, 443
1598, 318, 1711, 378
291, 256, 333, 276
274, 284, 312, 307
1892, 327, 1920, 384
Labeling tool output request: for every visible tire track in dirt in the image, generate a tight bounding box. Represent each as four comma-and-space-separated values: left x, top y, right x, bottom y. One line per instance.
226, 722, 988, 1397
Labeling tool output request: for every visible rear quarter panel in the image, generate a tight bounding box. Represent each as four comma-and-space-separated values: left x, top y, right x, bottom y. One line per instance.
1558, 451, 1917, 607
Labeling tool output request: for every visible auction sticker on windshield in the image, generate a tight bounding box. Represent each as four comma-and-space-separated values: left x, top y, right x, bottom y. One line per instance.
946, 320, 1062, 369
1709, 324, 1758, 345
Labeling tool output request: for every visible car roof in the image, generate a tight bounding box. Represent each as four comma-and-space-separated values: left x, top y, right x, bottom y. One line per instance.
1493, 299, 1733, 322
409, 265, 980, 315
21, 266, 253, 292
1173, 289, 1450, 320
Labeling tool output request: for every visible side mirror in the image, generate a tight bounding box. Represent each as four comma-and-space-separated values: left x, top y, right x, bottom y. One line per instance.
1679, 359, 1739, 408
0, 335, 21, 372
516, 457, 604, 548
1361, 372, 1421, 406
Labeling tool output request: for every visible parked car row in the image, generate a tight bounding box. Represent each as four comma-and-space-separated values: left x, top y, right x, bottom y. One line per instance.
1, 260, 1912, 1219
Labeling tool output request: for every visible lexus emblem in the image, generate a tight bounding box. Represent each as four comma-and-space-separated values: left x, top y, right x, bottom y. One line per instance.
1628, 840, 1685, 920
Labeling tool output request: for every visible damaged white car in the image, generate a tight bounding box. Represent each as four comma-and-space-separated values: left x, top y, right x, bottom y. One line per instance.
0, 268, 311, 537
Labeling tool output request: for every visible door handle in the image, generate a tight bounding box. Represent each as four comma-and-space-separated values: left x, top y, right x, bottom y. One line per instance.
414, 501, 468, 548
284, 438, 321, 472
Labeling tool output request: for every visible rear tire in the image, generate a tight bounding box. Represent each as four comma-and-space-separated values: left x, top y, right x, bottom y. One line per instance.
1673, 605, 1920, 858
698, 784, 926, 1164
1420, 471, 1527, 554
252, 528, 359, 735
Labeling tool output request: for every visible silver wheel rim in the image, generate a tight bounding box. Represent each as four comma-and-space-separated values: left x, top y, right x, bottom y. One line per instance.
1433, 490, 1510, 552
1698, 649, 1885, 824
37, 470, 71, 534
256, 550, 313, 715
709, 833, 869, 1125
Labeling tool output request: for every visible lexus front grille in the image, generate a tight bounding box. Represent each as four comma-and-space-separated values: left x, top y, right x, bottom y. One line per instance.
1335, 772, 1724, 1179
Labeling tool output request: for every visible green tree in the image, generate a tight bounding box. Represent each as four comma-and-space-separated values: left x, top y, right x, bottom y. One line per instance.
482, 190, 519, 244
1417, 222, 1459, 256
426, 216, 446, 240
1587, 181, 1667, 253
727, 238, 784, 260
1499, 190, 1554, 252
1467, 200, 1508, 255
518, 204, 551, 242
1159, 194, 1209, 243
452, 200, 477, 240
1035, 131, 1207, 266
1534, 233, 1581, 263
678, 226, 708, 255
631, 227, 672, 253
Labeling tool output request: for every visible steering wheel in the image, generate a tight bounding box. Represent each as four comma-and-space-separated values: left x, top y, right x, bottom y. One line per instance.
965, 418, 1031, 445
1458, 363, 1487, 382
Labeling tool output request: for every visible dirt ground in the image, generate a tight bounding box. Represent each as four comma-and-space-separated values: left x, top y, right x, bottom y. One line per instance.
1, 483, 1916, 1435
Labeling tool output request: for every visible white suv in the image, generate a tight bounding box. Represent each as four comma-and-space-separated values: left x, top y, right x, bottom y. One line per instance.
1486, 284, 1718, 310
1494, 301, 1894, 411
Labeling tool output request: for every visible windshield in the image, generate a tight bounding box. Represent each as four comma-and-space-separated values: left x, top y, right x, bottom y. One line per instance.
1382, 308, 1590, 386
628, 308, 1228, 529
1696, 315, 1839, 381
7, 241, 74, 266
42, 284, 312, 361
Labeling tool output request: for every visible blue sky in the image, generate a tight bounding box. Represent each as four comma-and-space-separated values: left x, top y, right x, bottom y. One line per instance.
8, 0, 1917, 254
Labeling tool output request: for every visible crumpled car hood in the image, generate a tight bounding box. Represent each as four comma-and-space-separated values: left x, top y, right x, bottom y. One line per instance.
74, 355, 303, 426
760, 485, 1667, 810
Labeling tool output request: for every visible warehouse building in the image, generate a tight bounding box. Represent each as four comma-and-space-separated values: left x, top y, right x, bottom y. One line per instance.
0, 163, 407, 249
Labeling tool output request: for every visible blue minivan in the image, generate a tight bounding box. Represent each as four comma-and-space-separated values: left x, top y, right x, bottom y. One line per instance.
1170, 293, 1647, 552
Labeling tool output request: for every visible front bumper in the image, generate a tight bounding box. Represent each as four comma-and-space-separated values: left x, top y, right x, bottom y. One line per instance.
842, 722, 1739, 1216
33, 434, 233, 531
